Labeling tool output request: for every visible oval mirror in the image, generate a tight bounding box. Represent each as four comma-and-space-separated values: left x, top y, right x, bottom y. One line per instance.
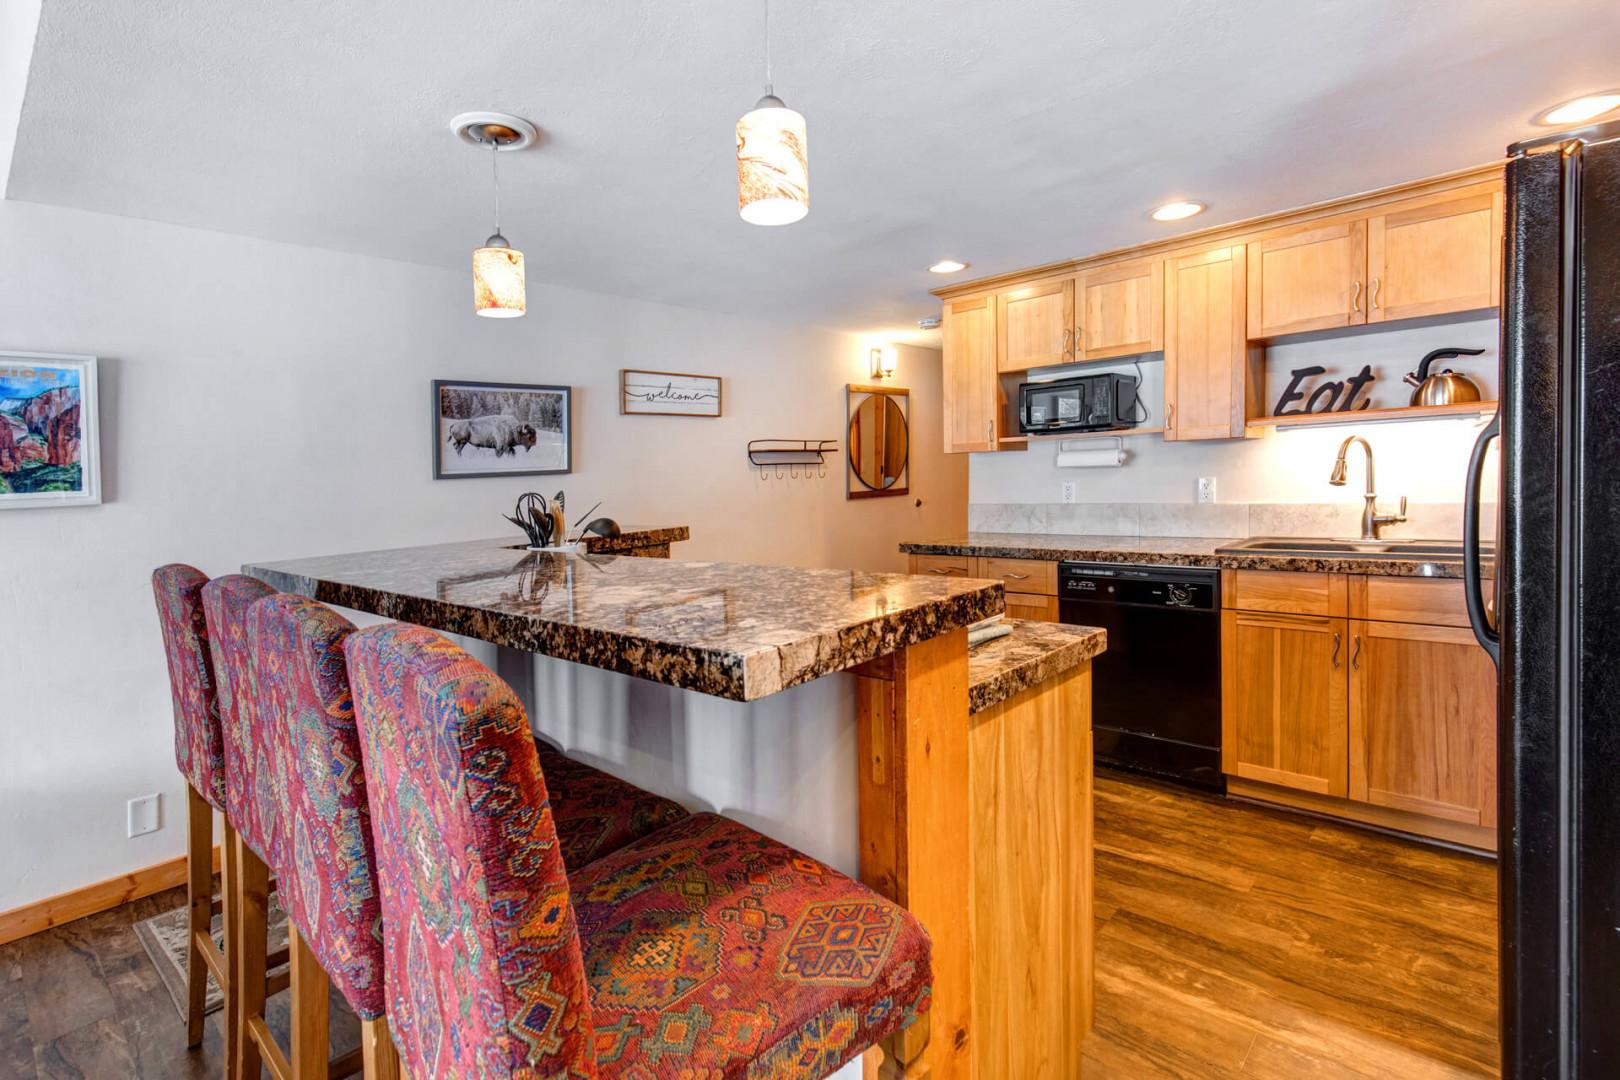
848, 394, 909, 491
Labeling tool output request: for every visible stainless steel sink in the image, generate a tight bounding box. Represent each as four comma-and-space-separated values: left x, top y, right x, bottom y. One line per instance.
1215, 537, 1483, 558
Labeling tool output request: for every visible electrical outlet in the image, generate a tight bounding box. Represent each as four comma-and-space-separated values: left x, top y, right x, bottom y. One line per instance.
1197, 477, 1217, 504
127, 794, 161, 838
1061, 481, 1077, 504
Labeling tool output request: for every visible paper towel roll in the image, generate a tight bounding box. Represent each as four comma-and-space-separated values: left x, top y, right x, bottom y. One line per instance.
1055, 447, 1126, 468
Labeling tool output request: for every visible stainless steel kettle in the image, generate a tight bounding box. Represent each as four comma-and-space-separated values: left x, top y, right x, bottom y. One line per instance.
1404, 347, 1486, 406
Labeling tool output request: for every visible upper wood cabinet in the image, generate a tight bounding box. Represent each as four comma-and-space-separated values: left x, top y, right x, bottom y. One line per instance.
1075, 258, 1163, 360
998, 279, 1074, 372
1366, 187, 1503, 323
1246, 219, 1368, 338
1221, 609, 1349, 796
1164, 244, 1251, 441
942, 294, 999, 453
1349, 619, 1498, 827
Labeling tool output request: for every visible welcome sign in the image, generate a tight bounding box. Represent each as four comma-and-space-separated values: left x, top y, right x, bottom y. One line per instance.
620, 369, 723, 417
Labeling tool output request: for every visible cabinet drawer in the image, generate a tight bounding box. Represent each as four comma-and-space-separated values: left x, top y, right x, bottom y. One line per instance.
1223, 569, 1347, 616
911, 553, 976, 577
978, 556, 1058, 596
1004, 592, 1059, 622
1351, 575, 1495, 628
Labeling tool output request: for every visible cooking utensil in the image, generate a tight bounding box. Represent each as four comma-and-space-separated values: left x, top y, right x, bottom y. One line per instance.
1404, 347, 1486, 406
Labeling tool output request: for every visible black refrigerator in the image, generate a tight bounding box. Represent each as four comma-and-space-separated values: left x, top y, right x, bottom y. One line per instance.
1466, 118, 1620, 1078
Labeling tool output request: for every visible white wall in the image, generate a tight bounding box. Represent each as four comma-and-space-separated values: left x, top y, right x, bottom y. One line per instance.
0, 198, 966, 912
972, 317, 1498, 508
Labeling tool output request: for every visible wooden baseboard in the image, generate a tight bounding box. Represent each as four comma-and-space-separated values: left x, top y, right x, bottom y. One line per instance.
1227, 778, 1498, 854
0, 846, 221, 946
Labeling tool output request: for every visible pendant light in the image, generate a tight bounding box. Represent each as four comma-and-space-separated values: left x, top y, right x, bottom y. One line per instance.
736, 0, 808, 225
451, 112, 539, 318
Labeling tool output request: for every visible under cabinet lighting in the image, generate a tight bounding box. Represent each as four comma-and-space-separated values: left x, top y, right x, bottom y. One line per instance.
1539, 92, 1620, 126
1151, 200, 1206, 222
929, 259, 968, 274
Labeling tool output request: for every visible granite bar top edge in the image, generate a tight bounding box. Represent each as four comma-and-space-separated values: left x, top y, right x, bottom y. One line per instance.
902, 533, 1482, 580
968, 620, 1107, 715
581, 525, 691, 553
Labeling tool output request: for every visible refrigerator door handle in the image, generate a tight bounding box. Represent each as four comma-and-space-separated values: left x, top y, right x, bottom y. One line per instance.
1464, 409, 1501, 664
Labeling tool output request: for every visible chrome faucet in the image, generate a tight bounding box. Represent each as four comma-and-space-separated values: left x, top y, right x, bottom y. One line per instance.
1329, 435, 1407, 540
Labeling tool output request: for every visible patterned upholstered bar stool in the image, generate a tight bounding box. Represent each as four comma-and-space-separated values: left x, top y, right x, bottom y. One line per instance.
151, 565, 235, 1055
243, 592, 399, 1079
346, 623, 934, 1078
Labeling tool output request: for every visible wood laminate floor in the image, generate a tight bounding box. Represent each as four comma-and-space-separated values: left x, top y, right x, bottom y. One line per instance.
1, 776, 1498, 1078
1085, 773, 1500, 1078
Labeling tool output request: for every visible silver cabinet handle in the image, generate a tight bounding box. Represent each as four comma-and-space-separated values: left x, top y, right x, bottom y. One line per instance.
1167, 402, 1175, 430
1061, 327, 1074, 363
1074, 324, 1085, 357
1370, 276, 1381, 309
1332, 632, 1341, 668
1351, 279, 1363, 313
1002, 572, 1030, 580
928, 567, 958, 575
1351, 634, 1362, 670
986, 419, 994, 444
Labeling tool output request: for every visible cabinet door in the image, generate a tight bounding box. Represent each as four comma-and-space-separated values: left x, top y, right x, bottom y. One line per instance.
942, 295, 999, 452
1004, 592, 1059, 622
1221, 610, 1348, 796
910, 554, 976, 577
1246, 219, 1368, 338
998, 280, 1074, 372
1366, 187, 1503, 323
1164, 244, 1250, 440
1075, 259, 1163, 360
1348, 620, 1498, 826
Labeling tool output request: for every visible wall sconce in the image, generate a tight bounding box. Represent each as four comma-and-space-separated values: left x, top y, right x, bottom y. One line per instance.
869, 345, 898, 380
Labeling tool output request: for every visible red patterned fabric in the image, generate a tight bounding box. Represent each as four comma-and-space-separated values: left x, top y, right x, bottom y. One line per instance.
152, 564, 226, 810
199, 574, 277, 855
537, 742, 689, 872
347, 623, 932, 1079
570, 813, 932, 1077
345, 622, 595, 1077
247, 594, 385, 1019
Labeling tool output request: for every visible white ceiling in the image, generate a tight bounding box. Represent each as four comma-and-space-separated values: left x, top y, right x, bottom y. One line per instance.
6, 0, 1617, 338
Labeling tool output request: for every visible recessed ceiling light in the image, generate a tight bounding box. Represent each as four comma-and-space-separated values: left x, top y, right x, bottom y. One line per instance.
1151, 200, 1206, 222
929, 259, 968, 274
1538, 92, 1620, 126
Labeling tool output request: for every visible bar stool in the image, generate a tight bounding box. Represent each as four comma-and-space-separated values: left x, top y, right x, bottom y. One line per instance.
244, 592, 399, 1079
150, 564, 233, 1055
536, 739, 688, 870
345, 622, 934, 1078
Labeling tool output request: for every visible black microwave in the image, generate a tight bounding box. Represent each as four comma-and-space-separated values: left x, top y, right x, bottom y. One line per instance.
1018, 373, 1139, 435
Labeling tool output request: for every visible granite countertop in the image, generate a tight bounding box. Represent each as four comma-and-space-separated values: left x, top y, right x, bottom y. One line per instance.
580, 525, 690, 554
902, 532, 1484, 580
244, 539, 1002, 702
968, 619, 1106, 715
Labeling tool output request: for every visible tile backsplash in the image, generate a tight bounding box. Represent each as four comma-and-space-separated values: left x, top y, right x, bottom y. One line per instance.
969, 501, 1493, 540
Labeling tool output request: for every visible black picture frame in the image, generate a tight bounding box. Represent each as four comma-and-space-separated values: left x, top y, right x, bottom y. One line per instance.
432, 379, 573, 480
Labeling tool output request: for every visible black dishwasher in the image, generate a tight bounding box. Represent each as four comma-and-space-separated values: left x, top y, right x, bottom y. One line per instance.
1059, 562, 1223, 792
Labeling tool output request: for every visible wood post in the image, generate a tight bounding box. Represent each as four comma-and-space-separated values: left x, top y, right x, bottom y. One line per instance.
360, 1016, 403, 1080
288, 924, 330, 1078
183, 784, 213, 1048
855, 629, 973, 1079
233, 831, 270, 1080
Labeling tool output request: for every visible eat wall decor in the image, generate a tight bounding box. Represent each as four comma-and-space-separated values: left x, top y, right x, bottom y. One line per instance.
1272, 364, 1377, 417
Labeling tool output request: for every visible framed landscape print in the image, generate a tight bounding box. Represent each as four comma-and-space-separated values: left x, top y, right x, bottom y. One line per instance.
619, 369, 723, 417
0, 352, 101, 510
433, 379, 572, 480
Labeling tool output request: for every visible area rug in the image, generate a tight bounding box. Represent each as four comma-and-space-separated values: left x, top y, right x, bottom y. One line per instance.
134, 893, 289, 1019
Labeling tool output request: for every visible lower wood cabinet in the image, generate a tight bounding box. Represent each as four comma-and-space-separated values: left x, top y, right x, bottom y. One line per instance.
1004, 592, 1059, 622
1221, 610, 1348, 797
907, 555, 1060, 622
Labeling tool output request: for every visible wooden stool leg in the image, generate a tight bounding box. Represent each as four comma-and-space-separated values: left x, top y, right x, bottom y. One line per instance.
233, 831, 268, 1080
183, 784, 213, 1048
360, 1016, 402, 1080
220, 818, 242, 1080
288, 924, 331, 1079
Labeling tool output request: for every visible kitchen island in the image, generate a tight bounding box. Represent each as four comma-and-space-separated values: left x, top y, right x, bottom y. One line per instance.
246, 538, 1104, 1078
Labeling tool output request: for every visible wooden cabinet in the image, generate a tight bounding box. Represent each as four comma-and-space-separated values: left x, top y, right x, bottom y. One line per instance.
1075, 258, 1163, 360
907, 555, 1061, 622
1246, 219, 1368, 337
1164, 244, 1253, 441
910, 553, 975, 577
941, 294, 999, 452
1221, 609, 1349, 796
997, 279, 1073, 372
1349, 620, 1498, 827
1366, 187, 1503, 323
1004, 593, 1059, 622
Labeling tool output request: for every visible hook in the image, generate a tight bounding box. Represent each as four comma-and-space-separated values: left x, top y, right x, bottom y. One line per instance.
818, 459, 827, 479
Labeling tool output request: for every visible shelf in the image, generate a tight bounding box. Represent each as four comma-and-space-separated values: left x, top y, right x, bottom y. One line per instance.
1247, 401, 1497, 431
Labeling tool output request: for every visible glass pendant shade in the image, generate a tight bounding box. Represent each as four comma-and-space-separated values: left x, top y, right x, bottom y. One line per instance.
472, 238, 525, 318
736, 95, 808, 226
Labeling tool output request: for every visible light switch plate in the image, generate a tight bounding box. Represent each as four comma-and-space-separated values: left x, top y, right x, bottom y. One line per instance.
127, 793, 161, 838
1061, 481, 1077, 504
1197, 477, 1217, 504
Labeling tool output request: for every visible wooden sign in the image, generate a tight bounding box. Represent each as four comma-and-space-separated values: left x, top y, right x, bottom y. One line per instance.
620, 369, 723, 417
1273, 364, 1376, 417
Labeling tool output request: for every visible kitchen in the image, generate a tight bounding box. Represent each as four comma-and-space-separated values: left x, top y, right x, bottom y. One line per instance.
2, 3, 1618, 1079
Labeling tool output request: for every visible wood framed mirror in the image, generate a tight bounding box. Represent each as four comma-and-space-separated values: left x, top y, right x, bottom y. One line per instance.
846, 384, 910, 499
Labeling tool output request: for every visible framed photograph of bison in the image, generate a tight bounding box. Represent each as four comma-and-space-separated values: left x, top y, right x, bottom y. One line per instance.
0, 352, 101, 510
433, 379, 572, 480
